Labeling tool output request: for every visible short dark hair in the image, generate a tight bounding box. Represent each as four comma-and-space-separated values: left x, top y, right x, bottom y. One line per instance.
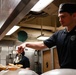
58, 3, 76, 14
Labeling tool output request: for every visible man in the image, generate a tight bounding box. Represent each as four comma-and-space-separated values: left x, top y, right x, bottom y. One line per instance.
14, 46, 30, 69
21, 3, 76, 69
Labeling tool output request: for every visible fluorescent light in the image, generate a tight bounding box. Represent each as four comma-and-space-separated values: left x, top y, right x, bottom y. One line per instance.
37, 36, 49, 41
31, 0, 54, 12
6, 26, 20, 35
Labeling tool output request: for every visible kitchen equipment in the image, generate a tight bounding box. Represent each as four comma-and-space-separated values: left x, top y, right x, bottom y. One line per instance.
41, 69, 76, 75
1, 69, 38, 75
18, 69, 38, 75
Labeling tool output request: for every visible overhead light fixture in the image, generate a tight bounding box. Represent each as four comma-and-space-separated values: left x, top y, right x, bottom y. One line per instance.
6, 25, 20, 35
37, 36, 49, 41
31, 0, 54, 12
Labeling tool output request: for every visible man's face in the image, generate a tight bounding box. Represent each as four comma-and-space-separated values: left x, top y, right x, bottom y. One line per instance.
58, 12, 74, 27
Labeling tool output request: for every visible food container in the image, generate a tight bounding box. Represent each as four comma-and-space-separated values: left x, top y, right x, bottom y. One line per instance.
41, 69, 76, 75
3, 69, 20, 75
1, 69, 38, 75
18, 69, 38, 75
